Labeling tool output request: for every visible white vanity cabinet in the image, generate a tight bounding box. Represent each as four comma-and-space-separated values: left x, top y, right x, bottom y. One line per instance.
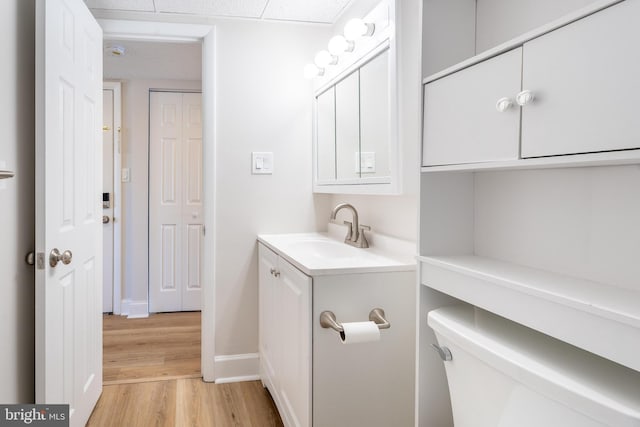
258, 244, 312, 427
422, 0, 640, 168
257, 235, 416, 427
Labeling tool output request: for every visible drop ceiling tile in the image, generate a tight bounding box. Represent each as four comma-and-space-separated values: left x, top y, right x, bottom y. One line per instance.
154, 0, 269, 18
261, 0, 352, 23
85, 0, 156, 12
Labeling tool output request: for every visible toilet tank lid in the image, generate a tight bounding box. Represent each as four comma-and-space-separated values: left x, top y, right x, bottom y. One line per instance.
428, 305, 640, 426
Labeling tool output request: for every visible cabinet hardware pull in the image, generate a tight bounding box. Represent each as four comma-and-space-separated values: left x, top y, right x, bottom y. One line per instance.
495, 97, 513, 112
516, 89, 535, 106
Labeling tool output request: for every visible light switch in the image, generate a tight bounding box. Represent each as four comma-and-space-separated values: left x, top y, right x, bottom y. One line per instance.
121, 168, 130, 182
252, 152, 273, 175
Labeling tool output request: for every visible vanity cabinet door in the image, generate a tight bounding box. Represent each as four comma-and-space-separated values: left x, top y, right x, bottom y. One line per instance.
335, 71, 361, 180
520, 0, 640, 158
258, 244, 312, 427
422, 48, 522, 166
277, 259, 312, 427
258, 245, 280, 393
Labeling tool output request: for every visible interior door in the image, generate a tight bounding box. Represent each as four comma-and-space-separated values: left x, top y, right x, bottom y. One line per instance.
103, 89, 114, 313
149, 91, 203, 312
35, 0, 103, 425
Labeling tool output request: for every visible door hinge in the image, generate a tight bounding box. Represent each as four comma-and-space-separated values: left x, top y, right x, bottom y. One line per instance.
36, 252, 45, 270
203, 225, 206, 236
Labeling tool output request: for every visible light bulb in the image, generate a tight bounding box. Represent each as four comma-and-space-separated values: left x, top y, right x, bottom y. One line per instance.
314, 50, 338, 68
304, 63, 324, 79
344, 18, 375, 41
328, 35, 355, 56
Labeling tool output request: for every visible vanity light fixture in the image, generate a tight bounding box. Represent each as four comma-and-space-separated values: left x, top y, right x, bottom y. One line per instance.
314, 50, 338, 68
304, 63, 325, 79
328, 35, 355, 56
344, 18, 375, 41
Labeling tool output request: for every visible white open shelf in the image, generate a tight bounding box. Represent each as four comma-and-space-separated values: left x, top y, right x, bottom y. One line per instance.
418, 165, 640, 374
419, 254, 640, 372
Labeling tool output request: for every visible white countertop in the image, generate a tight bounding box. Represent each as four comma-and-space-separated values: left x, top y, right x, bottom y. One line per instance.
257, 229, 416, 276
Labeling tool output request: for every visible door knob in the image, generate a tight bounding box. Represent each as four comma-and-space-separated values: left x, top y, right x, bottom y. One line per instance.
103, 215, 110, 224
49, 248, 73, 267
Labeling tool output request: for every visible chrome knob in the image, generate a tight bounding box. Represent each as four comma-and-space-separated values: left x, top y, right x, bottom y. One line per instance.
49, 248, 73, 267
103, 215, 110, 224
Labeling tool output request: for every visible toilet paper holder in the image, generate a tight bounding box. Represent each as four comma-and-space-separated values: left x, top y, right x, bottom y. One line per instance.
320, 308, 391, 333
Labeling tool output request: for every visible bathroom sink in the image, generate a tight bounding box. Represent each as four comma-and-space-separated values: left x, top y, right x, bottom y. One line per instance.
257, 232, 415, 276
286, 239, 365, 259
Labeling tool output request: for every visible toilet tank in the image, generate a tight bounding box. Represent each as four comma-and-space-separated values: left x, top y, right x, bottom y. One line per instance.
428, 305, 640, 427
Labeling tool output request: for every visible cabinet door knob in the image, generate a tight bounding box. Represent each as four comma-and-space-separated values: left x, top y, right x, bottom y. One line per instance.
516, 90, 535, 106
495, 97, 513, 112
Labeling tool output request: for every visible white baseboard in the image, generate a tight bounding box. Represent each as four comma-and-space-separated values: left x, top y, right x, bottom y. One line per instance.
214, 353, 259, 383
126, 300, 149, 318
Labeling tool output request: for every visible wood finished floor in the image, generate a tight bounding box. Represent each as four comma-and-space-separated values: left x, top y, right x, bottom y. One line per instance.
90, 312, 283, 426
103, 311, 201, 384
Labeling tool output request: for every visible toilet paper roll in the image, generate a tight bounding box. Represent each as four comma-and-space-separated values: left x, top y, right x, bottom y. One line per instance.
339, 321, 381, 344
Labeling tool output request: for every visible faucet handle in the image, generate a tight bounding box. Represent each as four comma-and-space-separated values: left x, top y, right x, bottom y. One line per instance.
357, 224, 370, 248
343, 221, 354, 241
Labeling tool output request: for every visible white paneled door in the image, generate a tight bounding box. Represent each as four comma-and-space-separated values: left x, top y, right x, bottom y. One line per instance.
35, 0, 103, 426
149, 92, 203, 312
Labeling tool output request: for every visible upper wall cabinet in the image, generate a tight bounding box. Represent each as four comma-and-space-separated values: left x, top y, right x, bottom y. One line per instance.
422, 0, 640, 171
313, 0, 399, 194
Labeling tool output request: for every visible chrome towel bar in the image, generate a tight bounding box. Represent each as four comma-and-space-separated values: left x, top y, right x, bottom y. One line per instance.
320, 308, 391, 333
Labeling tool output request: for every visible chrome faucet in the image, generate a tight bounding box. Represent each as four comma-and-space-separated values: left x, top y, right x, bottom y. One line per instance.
330, 203, 370, 248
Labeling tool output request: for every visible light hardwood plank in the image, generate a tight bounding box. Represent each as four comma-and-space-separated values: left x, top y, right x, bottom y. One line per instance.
103, 312, 201, 383
87, 380, 283, 427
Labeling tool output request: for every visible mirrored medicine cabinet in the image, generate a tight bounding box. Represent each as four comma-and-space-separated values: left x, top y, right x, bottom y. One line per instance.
312, 0, 400, 195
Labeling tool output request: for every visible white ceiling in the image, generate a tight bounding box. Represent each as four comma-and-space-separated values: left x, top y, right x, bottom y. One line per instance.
103, 40, 202, 81
86, 0, 353, 24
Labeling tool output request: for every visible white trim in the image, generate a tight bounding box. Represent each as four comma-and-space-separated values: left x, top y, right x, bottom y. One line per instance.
214, 353, 260, 383
214, 375, 262, 384
120, 298, 130, 316
103, 81, 122, 315
98, 19, 212, 42
126, 300, 149, 318
99, 18, 217, 383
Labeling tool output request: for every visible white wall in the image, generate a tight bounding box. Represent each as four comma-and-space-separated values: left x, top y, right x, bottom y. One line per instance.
0, 0, 35, 403
118, 78, 201, 315
213, 20, 331, 357
328, 0, 422, 243
476, 0, 600, 52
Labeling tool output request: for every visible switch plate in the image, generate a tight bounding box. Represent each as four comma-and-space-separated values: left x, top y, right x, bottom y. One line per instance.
252, 152, 274, 175
355, 152, 376, 173
121, 168, 130, 182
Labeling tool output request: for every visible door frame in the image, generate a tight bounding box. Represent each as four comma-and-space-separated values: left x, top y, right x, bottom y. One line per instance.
98, 19, 217, 381
103, 81, 122, 314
